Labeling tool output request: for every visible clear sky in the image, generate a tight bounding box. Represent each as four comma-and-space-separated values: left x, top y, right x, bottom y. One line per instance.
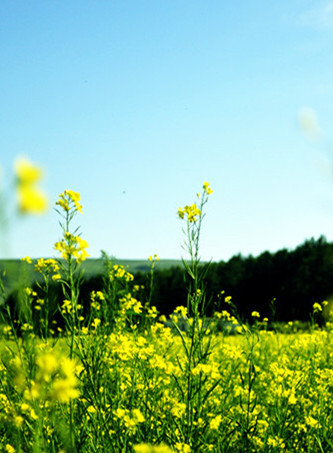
1, 0, 333, 262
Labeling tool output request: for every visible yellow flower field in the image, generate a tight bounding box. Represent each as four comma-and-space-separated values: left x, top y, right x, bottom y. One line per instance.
0, 176, 332, 452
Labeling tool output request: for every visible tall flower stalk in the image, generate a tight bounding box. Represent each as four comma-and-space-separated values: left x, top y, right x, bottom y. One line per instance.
178, 181, 213, 317
54, 190, 89, 450
176, 181, 216, 450
54, 190, 89, 354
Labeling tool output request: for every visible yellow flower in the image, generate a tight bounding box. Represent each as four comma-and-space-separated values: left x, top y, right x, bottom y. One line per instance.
305, 415, 321, 429
109, 264, 133, 281
35, 258, 59, 274
134, 445, 174, 453
148, 254, 160, 262
131, 408, 145, 423
174, 306, 187, 318
91, 318, 101, 329
56, 189, 83, 213
313, 302, 322, 313
36, 353, 58, 380
17, 185, 48, 214
203, 181, 213, 195
54, 233, 90, 262
3, 325, 12, 335
178, 204, 201, 222
177, 207, 185, 219
15, 157, 42, 184
21, 256, 32, 264
51, 378, 79, 403
14, 156, 48, 214
5, 445, 16, 453
175, 443, 191, 453
14, 414, 24, 427
50, 356, 80, 403
210, 414, 222, 430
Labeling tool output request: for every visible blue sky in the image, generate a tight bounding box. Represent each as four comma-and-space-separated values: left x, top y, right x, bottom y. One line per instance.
1, 0, 333, 262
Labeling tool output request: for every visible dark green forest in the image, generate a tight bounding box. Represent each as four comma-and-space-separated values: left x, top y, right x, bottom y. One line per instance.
155, 236, 333, 321
82, 236, 333, 322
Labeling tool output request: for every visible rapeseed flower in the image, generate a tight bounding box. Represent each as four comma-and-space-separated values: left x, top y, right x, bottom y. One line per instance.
54, 233, 90, 262
174, 443, 191, 453
15, 156, 48, 214
148, 254, 160, 262
174, 306, 187, 318
15, 157, 42, 184
109, 264, 134, 282
22, 351, 80, 403
134, 445, 174, 453
209, 414, 222, 430
203, 181, 213, 195
177, 204, 201, 222
34, 258, 59, 274
21, 256, 32, 264
313, 302, 322, 313
56, 189, 82, 213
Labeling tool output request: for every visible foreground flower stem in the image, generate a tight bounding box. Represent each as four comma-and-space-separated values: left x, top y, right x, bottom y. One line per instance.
177, 182, 214, 449
54, 190, 88, 450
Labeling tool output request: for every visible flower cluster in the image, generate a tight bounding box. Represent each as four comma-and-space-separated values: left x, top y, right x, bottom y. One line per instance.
109, 264, 134, 282
56, 189, 83, 213
119, 293, 143, 315
34, 258, 61, 280
14, 156, 48, 214
177, 181, 212, 223
134, 444, 173, 453
28, 352, 80, 403
203, 181, 213, 195
90, 290, 104, 311
177, 204, 201, 222
54, 232, 89, 263
148, 254, 160, 262
114, 407, 145, 433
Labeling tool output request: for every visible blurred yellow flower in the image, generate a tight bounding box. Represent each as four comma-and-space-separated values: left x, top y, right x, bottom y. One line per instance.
251, 311, 260, 318
14, 156, 48, 214
313, 302, 322, 313
134, 445, 174, 453
17, 185, 48, 214
15, 157, 43, 184
21, 256, 32, 264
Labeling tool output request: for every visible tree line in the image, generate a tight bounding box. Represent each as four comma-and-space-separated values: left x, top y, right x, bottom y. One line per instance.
133, 236, 333, 322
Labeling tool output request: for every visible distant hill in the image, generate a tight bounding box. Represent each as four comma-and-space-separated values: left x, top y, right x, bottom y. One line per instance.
0, 258, 184, 291
82, 258, 184, 276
